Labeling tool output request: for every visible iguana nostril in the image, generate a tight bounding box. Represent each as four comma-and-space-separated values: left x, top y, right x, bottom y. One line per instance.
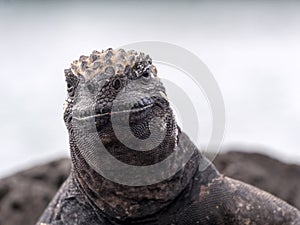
138, 100, 145, 107
142, 98, 152, 105
86, 84, 95, 93
133, 102, 139, 108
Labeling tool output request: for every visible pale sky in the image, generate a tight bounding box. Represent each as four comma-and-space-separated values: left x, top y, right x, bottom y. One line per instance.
0, 1, 299, 177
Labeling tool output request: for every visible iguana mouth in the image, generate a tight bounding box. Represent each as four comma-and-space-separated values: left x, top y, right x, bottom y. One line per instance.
73, 97, 167, 127
72, 100, 167, 146
74, 103, 154, 124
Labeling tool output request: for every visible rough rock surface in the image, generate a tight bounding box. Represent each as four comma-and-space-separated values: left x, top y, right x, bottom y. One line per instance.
0, 152, 299, 225
0, 159, 70, 225
214, 151, 300, 210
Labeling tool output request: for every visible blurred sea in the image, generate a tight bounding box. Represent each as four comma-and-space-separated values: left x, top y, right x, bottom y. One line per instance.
0, 1, 299, 177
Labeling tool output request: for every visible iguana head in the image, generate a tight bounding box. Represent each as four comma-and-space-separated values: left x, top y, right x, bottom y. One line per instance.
62, 49, 199, 220
63, 48, 178, 166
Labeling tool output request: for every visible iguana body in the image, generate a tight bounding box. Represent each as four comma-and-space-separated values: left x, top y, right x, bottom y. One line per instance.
37, 49, 300, 225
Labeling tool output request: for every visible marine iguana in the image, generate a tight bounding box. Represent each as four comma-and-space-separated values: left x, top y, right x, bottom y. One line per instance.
37, 48, 300, 225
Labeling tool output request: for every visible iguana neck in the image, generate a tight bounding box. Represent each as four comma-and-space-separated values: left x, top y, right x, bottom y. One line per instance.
70, 127, 201, 221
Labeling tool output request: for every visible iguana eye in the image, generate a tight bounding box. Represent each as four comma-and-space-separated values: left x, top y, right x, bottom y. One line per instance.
67, 84, 75, 97
86, 83, 95, 94
141, 69, 151, 81
112, 78, 122, 90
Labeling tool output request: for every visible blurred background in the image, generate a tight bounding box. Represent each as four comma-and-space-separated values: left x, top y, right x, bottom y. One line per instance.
0, 0, 300, 178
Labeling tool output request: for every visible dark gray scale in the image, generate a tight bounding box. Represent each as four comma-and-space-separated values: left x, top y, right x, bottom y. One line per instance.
37, 49, 300, 225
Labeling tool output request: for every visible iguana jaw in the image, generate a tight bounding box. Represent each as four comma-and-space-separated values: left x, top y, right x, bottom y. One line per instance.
73, 100, 154, 123
72, 96, 168, 129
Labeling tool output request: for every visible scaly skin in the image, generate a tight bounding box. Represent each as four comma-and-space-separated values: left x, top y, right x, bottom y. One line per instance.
37, 49, 300, 225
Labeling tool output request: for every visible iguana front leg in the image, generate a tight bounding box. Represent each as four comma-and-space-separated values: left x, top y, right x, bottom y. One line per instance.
177, 176, 300, 225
